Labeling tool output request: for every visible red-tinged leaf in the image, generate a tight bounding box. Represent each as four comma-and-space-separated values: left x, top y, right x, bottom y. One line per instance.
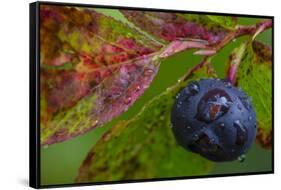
159, 39, 208, 58
40, 5, 163, 145
121, 10, 232, 45
76, 60, 216, 182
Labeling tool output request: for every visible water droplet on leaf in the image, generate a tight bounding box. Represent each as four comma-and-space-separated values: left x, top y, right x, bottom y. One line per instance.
238, 154, 246, 162
136, 85, 141, 92
124, 96, 132, 104
144, 69, 154, 76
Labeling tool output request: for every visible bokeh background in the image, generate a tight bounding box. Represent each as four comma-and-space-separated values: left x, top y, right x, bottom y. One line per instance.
40, 8, 272, 186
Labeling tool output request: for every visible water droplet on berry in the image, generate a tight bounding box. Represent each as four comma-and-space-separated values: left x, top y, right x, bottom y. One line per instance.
209, 138, 215, 144
218, 123, 225, 130
248, 116, 252, 121
238, 154, 246, 162
234, 120, 247, 146
240, 96, 252, 110
188, 82, 200, 95
192, 134, 199, 141
224, 81, 232, 88
197, 89, 232, 123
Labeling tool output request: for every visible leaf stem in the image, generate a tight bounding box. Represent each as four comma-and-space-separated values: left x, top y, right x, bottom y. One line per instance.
203, 19, 272, 55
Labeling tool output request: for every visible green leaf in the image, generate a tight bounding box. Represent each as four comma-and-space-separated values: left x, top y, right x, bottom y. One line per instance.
207, 16, 237, 30
76, 61, 216, 182
232, 40, 272, 148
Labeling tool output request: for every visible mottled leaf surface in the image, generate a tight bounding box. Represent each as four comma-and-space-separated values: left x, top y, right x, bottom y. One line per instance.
40, 5, 162, 145
229, 40, 272, 148
76, 62, 216, 182
207, 16, 237, 30
121, 11, 233, 45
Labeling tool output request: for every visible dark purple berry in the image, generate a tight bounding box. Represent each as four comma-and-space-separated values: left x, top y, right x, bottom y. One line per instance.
170, 78, 257, 162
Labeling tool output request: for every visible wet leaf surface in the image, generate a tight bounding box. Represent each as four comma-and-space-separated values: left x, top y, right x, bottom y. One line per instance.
76, 61, 216, 182
228, 40, 272, 148
40, 5, 162, 145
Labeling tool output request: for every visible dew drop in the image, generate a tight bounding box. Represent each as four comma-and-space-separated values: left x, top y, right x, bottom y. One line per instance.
232, 38, 236, 42
136, 85, 141, 92
186, 126, 191, 129
224, 81, 232, 88
218, 123, 225, 130
144, 69, 154, 76
170, 124, 174, 128
248, 116, 252, 121
240, 96, 253, 110
177, 79, 181, 83
234, 120, 242, 128
238, 154, 246, 163
124, 96, 132, 104
234, 120, 247, 146
188, 82, 200, 95
192, 134, 199, 141
92, 120, 99, 127
43, 144, 49, 149
196, 89, 232, 123
209, 138, 215, 144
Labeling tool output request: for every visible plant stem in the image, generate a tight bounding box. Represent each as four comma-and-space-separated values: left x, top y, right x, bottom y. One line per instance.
205, 19, 272, 54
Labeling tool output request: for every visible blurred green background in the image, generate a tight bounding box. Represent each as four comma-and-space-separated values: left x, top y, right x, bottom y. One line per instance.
40, 8, 272, 186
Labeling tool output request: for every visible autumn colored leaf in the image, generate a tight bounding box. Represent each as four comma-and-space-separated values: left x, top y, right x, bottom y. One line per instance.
40, 5, 163, 145
227, 40, 272, 148
76, 60, 216, 182
121, 10, 233, 45
40, 5, 211, 145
